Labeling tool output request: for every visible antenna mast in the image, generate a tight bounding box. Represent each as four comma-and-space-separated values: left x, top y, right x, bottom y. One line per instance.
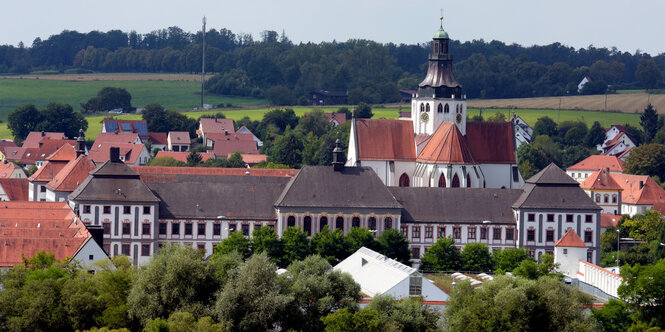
201, 16, 206, 109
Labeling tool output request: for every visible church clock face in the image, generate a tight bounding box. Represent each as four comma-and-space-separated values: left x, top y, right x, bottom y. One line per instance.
420, 112, 429, 123
456, 113, 462, 123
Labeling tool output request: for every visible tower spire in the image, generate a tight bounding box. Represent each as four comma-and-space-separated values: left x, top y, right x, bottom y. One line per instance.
440, 8, 444, 28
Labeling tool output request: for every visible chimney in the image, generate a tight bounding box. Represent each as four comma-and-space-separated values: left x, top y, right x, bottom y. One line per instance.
639, 181, 644, 190
332, 139, 344, 172
41, 131, 45, 137
87, 225, 104, 249
110, 146, 121, 162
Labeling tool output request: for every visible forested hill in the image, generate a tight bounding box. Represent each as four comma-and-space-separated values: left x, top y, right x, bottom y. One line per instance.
1, 27, 663, 103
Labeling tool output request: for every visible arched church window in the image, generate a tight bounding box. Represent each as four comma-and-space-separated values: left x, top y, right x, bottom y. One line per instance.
352, 217, 360, 228
452, 174, 460, 188
399, 173, 410, 187
426, 103, 430, 112
319, 216, 328, 231
303, 216, 312, 236
444, 104, 449, 113
368, 217, 377, 231
336, 217, 344, 230
467, 174, 472, 188
420, 103, 425, 112
287, 216, 295, 227
437, 103, 443, 113
384, 217, 393, 230
438, 174, 446, 187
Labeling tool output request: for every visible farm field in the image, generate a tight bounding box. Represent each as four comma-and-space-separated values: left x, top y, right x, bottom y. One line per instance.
0, 73, 212, 82
0, 77, 265, 120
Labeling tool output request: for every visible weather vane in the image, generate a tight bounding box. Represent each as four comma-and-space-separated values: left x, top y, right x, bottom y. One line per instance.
440, 8, 444, 27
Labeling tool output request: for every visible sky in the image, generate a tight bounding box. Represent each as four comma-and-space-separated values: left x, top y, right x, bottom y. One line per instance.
1, 0, 664, 55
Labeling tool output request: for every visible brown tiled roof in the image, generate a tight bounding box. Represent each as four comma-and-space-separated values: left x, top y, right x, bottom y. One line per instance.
580, 169, 623, 191
326, 113, 348, 124
155, 151, 215, 163
3, 146, 24, 161
20, 140, 76, 165
465, 122, 516, 164
513, 164, 600, 210
199, 118, 235, 134
46, 143, 77, 162
28, 160, 69, 182
354, 119, 416, 161
147, 132, 168, 145
132, 166, 298, 178
600, 214, 619, 228
22, 132, 65, 149
88, 143, 146, 165
390, 187, 521, 224
417, 122, 476, 164
240, 153, 267, 164
93, 132, 140, 145
554, 228, 587, 248
567, 155, 624, 172
168, 131, 191, 144
0, 178, 28, 201
0, 161, 23, 179
209, 138, 259, 157
611, 173, 665, 205
45, 155, 96, 192
0, 140, 18, 155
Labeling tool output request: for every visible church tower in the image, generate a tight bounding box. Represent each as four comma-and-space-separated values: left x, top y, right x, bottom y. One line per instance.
411, 16, 466, 135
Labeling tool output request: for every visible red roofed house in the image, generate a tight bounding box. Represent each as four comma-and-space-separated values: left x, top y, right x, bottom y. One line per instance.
0, 178, 29, 201
346, 24, 522, 189
155, 151, 215, 163
611, 173, 665, 216
0, 160, 27, 179
236, 126, 263, 147
28, 144, 77, 201
600, 214, 619, 232
0, 201, 108, 269
326, 112, 348, 127
554, 228, 587, 278
0, 139, 19, 161
599, 125, 637, 159
147, 132, 168, 152
88, 133, 149, 166
20, 138, 77, 169
566, 155, 624, 183
205, 132, 259, 157
167, 131, 191, 152
579, 168, 623, 215
198, 118, 235, 143
101, 119, 149, 140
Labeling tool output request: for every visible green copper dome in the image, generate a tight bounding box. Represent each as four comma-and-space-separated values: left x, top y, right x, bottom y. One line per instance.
434, 27, 449, 39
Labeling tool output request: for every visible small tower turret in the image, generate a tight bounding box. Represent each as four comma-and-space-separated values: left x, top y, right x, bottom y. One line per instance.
76, 128, 86, 157
332, 139, 344, 172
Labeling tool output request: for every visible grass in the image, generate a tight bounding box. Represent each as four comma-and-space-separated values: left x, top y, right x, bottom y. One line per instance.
468, 108, 641, 128
424, 274, 455, 294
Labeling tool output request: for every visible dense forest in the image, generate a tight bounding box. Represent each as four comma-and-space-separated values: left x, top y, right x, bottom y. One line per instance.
1, 27, 664, 103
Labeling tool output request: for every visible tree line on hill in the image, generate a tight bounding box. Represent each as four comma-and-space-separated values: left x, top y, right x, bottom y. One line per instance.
1, 27, 664, 104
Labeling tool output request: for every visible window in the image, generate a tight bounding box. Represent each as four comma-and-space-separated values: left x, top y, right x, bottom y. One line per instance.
121, 244, 130, 256
122, 223, 130, 235
399, 173, 410, 187
83, 205, 91, 213
506, 229, 514, 241
563, 248, 568, 254
241, 224, 249, 236
587, 251, 593, 263
512, 166, 519, 182
185, 223, 193, 235
228, 224, 236, 233
426, 103, 430, 112
604, 195, 609, 203
143, 206, 151, 214
142, 223, 150, 235
40, 186, 46, 193
198, 223, 206, 236
527, 229, 535, 242
172, 223, 180, 235
547, 214, 554, 222
468, 227, 476, 240
420, 103, 424, 112
584, 230, 593, 243
466, 174, 472, 188
319, 216, 328, 232
352, 217, 360, 228
444, 104, 449, 113
287, 216, 295, 227
585, 215, 593, 223
123, 206, 131, 214
384, 217, 392, 230
528, 213, 535, 222
595, 194, 601, 203
437, 103, 443, 113
141, 244, 150, 256
411, 247, 420, 259
493, 228, 502, 241
213, 224, 221, 236
401, 226, 408, 237
546, 229, 554, 242
438, 227, 446, 238
566, 214, 574, 223
159, 223, 167, 235
103, 206, 111, 214
336, 217, 344, 230
480, 228, 487, 240
453, 227, 461, 239
425, 227, 433, 239
412, 226, 420, 239
409, 275, 422, 295
103, 222, 110, 234
612, 195, 617, 203
304, 216, 312, 236
451, 174, 460, 187
368, 217, 377, 231
438, 174, 446, 187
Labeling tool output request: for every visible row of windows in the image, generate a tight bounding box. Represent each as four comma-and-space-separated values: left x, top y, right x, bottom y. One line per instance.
419, 103, 463, 114
595, 194, 618, 204
398, 173, 470, 188
526, 228, 593, 243
526, 213, 594, 223
570, 172, 590, 179
83, 205, 151, 215
286, 215, 392, 236
103, 221, 274, 238
401, 226, 515, 242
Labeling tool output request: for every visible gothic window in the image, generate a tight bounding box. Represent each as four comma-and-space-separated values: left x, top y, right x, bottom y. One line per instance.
368, 217, 377, 231
437, 103, 443, 113
320, 216, 328, 231
399, 173, 410, 187
335, 217, 344, 230
384, 217, 392, 230
438, 174, 446, 187
452, 174, 460, 188
352, 216, 360, 228
426, 103, 430, 112
466, 174, 472, 188
303, 216, 312, 236
420, 103, 425, 112
287, 216, 295, 227
444, 104, 449, 113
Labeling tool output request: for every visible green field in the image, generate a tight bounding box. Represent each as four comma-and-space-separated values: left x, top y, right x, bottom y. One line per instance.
0, 78, 265, 120
468, 108, 641, 128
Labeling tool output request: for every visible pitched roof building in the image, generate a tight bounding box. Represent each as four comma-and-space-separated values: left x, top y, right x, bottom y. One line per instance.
579, 168, 623, 215
102, 119, 149, 139
0, 160, 26, 179
566, 155, 624, 183
198, 118, 235, 143
611, 173, 665, 216
0, 178, 29, 201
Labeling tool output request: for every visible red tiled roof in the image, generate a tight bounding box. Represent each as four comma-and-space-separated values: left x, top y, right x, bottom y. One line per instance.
147, 132, 168, 145
93, 132, 140, 145
45, 155, 96, 192
46, 143, 77, 162
3, 146, 24, 161
417, 122, 476, 164
155, 151, 215, 163
89, 143, 146, 165
325, 113, 348, 124
199, 118, 235, 134
567, 155, 624, 172
580, 168, 623, 190
240, 153, 267, 164
600, 214, 619, 228
208, 135, 259, 156
355, 119, 416, 161
0, 161, 23, 179
22, 132, 65, 149
132, 166, 298, 178
0, 140, 18, 155
28, 160, 68, 182
465, 122, 516, 164
611, 173, 665, 205
20, 140, 76, 165
0, 178, 28, 201
554, 228, 587, 248
168, 131, 191, 145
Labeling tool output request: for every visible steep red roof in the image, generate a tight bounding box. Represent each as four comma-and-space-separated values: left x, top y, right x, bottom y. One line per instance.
355, 119, 416, 161
567, 155, 624, 172
417, 122, 476, 164
600, 214, 619, 228
45, 155, 96, 192
22, 132, 65, 149
46, 143, 77, 162
0, 140, 18, 155
155, 151, 215, 163
611, 173, 665, 205
28, 160, 68, 182
89, 143, 146, 165
465, 122, 516, 164
20, 140, 76, 165
580, 168, 623, 190
147, 132, 168, 145
0, 178, 28, 201
199, 118, 235, 134
555, 228, 587, 248
0, 161, 23, 179
132, 166, 298, 178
